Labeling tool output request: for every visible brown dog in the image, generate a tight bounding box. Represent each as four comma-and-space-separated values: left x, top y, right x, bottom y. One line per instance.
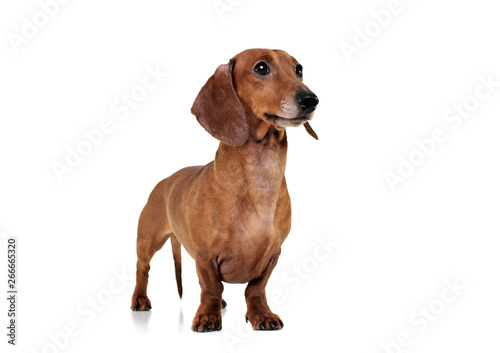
131, 48, 319, 332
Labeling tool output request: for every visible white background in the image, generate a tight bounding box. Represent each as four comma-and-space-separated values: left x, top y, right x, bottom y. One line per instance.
1, 0, 499, 352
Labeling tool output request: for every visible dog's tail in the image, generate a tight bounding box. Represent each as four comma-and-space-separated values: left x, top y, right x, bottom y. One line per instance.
171, 235, 183, 298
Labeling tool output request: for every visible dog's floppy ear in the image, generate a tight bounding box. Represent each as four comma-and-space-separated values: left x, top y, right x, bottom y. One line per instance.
304, 122, 318, 140
191, 60, 248, 146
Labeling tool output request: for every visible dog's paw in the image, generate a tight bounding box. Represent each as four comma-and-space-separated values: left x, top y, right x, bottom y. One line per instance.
191, 312, 222, 332
246, 312, 283, 330
131, 295, 152, 311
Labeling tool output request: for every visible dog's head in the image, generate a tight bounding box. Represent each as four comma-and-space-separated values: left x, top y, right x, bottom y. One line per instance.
191, 48, 319, 146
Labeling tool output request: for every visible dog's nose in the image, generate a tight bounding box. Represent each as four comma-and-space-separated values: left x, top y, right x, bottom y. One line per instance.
296, 91, 319, 114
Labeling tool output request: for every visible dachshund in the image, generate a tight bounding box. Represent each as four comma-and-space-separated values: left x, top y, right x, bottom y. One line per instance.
131, 48, 319, 332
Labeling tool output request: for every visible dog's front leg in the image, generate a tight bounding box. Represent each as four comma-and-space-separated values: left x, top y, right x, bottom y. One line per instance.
192, 258, 224, 332
245, 250, 284, 330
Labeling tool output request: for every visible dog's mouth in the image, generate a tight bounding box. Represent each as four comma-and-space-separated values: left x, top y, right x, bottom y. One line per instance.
264, 113, 312, 127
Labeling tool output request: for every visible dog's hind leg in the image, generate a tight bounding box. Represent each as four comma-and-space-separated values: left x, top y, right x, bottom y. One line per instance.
131, 188, 171, 311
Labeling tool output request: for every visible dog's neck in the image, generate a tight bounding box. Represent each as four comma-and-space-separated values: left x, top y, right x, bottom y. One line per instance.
213, 126, 288, 214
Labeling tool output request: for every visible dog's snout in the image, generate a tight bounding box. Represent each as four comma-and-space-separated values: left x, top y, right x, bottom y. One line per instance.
295, 92, 319, 114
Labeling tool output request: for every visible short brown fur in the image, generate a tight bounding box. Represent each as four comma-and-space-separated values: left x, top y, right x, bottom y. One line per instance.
131, 48, 318, 332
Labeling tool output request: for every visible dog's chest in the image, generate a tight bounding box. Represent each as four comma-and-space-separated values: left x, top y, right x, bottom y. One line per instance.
217, 212, 282, 283
218, 240, 276, 284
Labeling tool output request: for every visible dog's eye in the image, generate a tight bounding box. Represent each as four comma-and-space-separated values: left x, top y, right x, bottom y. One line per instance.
295, 65, 303, 79
254, 62, 270, 76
